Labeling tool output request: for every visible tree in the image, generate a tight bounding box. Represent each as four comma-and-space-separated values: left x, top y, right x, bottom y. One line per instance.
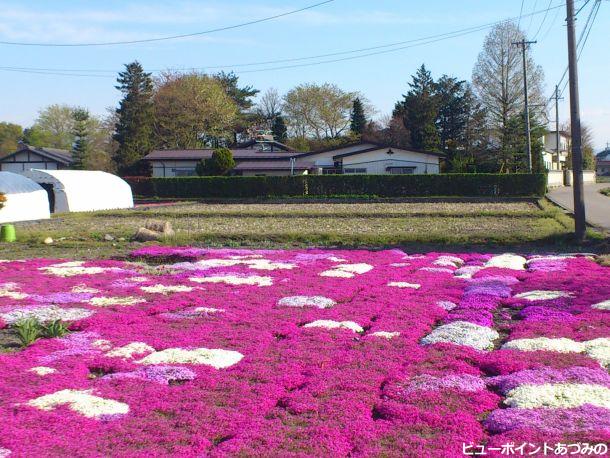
29, 104, 76, 149
154, 71, 238, 149
562, 122, 596, 170
71, 108, 91, 170
196, 147, 235, 176
0, 122, 23, 156
394, 64, 440, 151
256, 88, 283, 127
472, 21, 545, 153
113, 61, 155, 176
350, 98, 367, 135
213, 71, 258, 111
283, 83, 357, 139
272, 116, 288, 142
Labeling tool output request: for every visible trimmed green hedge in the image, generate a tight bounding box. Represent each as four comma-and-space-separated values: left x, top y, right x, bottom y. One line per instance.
125, 174, 546, 198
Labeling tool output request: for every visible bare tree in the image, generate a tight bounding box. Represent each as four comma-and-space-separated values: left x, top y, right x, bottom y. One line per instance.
255, 88, 283, 127
472, 21, 545, 148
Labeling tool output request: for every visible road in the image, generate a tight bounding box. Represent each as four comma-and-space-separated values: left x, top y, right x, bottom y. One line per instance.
547, 183, 610, 231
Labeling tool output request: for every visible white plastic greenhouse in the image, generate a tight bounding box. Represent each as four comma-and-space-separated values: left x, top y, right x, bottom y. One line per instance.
0, 171, 51, 223
22, 169, 134, 213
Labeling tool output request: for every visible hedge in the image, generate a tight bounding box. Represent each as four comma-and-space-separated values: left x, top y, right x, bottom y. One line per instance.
125, 174, 546, 199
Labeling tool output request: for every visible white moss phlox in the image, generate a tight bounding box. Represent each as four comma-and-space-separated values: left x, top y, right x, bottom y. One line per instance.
303, 320, 364, 333
193, 258, 295, 271
193, 307, 225, 314
87, 296, 146, 307
106, 342, 155, 359
92, 339, 113, 351
277, 296, 336, 309
484, 254, 527, 270
27, 389, 129, 418
29, 366, 56, 376
591, 299, 610, 311
421, 321, 499, 351
39, 261, 107, 277
390, 262, 411, 267
320, 263, 373, 278
369, 331, 400, 339
513, 290, 572, 301
71, 285, 100, 294
436, 300, 458, 311
189, 275, 273, 287
137, 348, 243, 369
387, 282, 421, 289
454, 266, 483, 279
502, 337, 610, 368
433, 255, 464, 268
0, 447, 10, 458
504, 383, 610, 409
0, 283, 27, 300
140, 284, 194, 294
0, 305, 93, 325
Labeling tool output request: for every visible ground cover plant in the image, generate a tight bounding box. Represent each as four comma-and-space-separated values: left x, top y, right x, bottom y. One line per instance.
0, 248, 608, 456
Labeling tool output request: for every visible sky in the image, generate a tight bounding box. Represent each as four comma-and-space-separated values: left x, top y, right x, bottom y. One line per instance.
0, 0, 608, 150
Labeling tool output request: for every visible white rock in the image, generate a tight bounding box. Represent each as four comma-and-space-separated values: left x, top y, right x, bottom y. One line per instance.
277, 296, 336, 309
484, 254, 527, 270
421, 321, 499, 351
303, 319, 364, 333
137, 348, 243, 369
43, 237, 53, 245
106, 342, 155, 359
387, 282, 421, 289
27, 389, 129, 418
189, 275, 273, 287
504, 383, 610, 409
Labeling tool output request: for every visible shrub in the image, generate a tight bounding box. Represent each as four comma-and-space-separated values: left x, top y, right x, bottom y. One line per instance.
0, 193, 6, 210
125, 173, 546, 199
42, 320, 70, 338
196, 148, 235, 176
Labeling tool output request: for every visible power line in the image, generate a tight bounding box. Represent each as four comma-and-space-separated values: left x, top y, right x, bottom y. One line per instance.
0, 1, 580, 78
539, 1, 562, 41
517, 0, 526, 27
0, 0, 336, 47
532, 0, 554, 39
527, 0, 540, 33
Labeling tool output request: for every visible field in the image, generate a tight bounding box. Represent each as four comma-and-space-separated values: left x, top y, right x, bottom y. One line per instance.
0, 248, 608, 456
8, 199, 606, 260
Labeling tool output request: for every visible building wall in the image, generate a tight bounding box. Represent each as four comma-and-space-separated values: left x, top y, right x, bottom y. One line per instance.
597, 161, 610, 176
151, 161, 199, 177
0, 151, 61, 172
544, 134, 569, 153
340, 149, 440, 174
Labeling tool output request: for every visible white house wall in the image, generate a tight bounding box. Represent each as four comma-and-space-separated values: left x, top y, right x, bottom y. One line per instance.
341, 149, 440, 174
0, 151, 60, 172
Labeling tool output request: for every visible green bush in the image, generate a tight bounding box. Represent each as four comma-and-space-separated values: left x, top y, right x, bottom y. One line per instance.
14, 318, 43, 347
125, 173, 546, 199
196, 147, 235, 176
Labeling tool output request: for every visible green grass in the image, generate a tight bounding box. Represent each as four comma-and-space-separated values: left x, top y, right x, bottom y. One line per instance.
2, 199, 606, 259
600, 187, 610, 197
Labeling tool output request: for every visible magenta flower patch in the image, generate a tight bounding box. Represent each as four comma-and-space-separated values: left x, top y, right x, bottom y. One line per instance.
0, 249, 608, 456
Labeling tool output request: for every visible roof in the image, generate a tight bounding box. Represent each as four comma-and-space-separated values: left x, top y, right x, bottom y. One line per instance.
144, 149, 298, 161
294, 140, 445, 159
1, 144, 73, 165
234, 160, 314, 171
596, 148, 610, 161
233, 140, 293, 152
331, 146, 445, 160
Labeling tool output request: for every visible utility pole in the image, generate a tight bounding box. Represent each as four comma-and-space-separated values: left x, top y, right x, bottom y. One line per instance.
553, 85, 564, 170
513, 39, 537, 172
566, 0, 586, 241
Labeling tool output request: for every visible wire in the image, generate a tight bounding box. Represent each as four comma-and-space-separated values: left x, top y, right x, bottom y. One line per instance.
532, 0, 554, 39
0, 0, 336, 47
538, 1, 562, 41
517, 0, 526, 28
0, 1, 579, 78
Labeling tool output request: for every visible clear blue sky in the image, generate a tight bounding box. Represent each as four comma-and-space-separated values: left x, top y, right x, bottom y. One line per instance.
1, 0, 608, 150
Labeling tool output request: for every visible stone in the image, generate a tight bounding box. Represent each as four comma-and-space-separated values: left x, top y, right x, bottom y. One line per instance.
43, 237, 53, 245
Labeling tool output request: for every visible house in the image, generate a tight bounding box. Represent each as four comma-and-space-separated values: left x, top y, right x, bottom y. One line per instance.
596, 147, 610, 176
144, 140, 444, 177
542, 131, 570, 171
0, 143, 72, 173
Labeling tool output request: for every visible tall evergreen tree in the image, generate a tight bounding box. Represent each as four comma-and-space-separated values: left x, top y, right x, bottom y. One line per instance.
272, 116, 288, 142
393, 64, 439, 151
113, 61, 154, 176
71, 108, 90, 170
350, 98, 367, 135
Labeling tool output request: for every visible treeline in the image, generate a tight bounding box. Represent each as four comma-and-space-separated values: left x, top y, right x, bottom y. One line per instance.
0, 21, 597, 175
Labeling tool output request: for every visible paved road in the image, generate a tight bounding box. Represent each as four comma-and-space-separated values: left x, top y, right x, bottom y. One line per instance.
547, 183, 610, 231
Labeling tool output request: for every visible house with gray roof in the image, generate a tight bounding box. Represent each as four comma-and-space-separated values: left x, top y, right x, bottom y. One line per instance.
0, 143, 73, 173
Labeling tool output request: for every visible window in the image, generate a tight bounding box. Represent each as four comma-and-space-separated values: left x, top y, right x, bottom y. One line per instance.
172, 168, 196, 177
343, 168, 367, 174
388, 167, 415, 175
